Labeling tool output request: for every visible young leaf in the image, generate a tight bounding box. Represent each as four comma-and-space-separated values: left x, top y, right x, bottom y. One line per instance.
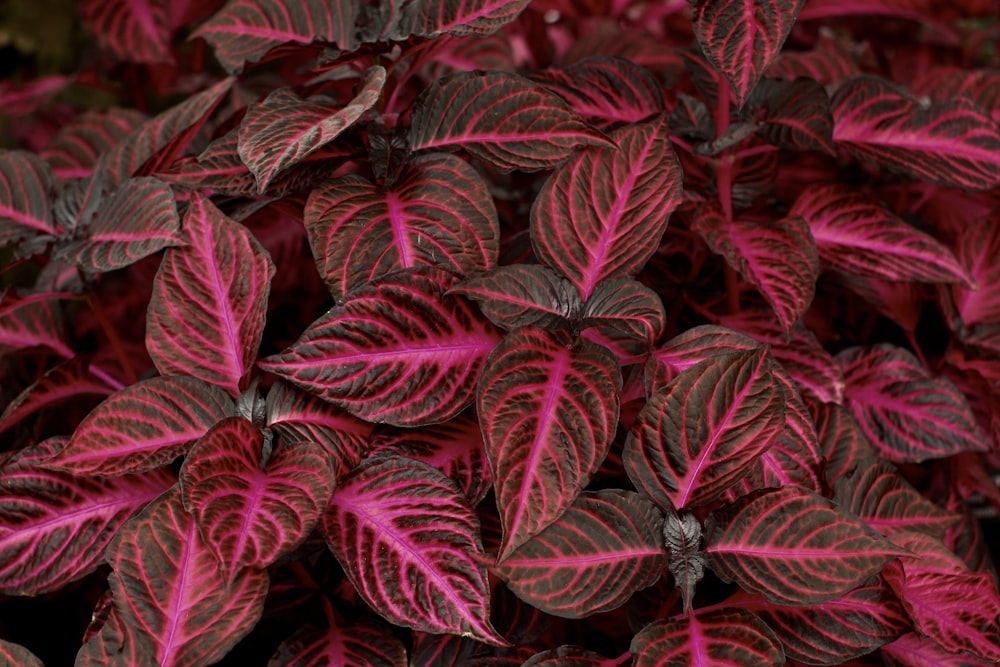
305, 152, 499, 300
260, 268, 500, 426
0, 150, 58, 244
323, 455, 505, 645
147, 192, 276, 395
450, 264, 582, 331
747, 77, 835, 153
80, 0, 173, 64
631, 609, 785, 667
663, 509, 705, 614
268, 623, 407, 667
580, 278, 666, 346
530, 115, 682, 300
477, 328, 622, 560
408, 71, 613, 172
704, 486, 907, 605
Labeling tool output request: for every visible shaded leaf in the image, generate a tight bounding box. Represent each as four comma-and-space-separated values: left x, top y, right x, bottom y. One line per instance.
0, 150, 58, 244
0, 292, 72, 358
41, 108, 148, 180
747, 77, 835, 153
450, 264, 581, 331
521, 646, 608, 666
267, 623, 407, 667
81, 0, 173, 64
0, 639, 44, 667
645, 325, 759, 393
808, 399, 877, 484
948, 209, 1000, 329
631, 608, 785, 666
581, 278, 666, 346
397, 0, 531, 39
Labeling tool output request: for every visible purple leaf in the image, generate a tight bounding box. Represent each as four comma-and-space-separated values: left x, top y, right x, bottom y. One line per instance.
108, 487, 269, 667
704, 486, 907, 604
747, 77, 835, 153
323, 455, 505, 645
948, 212, 1000, 329
267, 623, 407, 666
408, 71, 613, 172
625, 348, 785, 510
645, 325, 759, 393
0, 150, 58, 244
305, 152, 499, 300
477, 328, 622, 560
530, 115, 682, 300
80, 0, 173, 64
910, 67, 1000, 123
180, 416, 336, 577
41, 108, 148, 180
808, 399, 877, 484
449, 264, 582, 331
493, 490, 667, 618
44, 375, 235, 476
581, 278, 666, 346
520, 646, 609, 666
0, 639, 43, 667
147, 192, 275, 395
631, 609, 785, 666
399, 0, 532, 39
260, 268, 500, 426
0, 292, 72, 359
239, 67, 385, 192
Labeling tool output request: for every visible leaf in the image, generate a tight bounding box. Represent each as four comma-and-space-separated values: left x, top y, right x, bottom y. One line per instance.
790, 183, 972, 286
408, 71, 613, 172
56, 177, 183, 272
882, 632, 1000, 667
267, 623, 407, 667
0, 639, 43, 667
76, 605, 151, 667
493, 490, 667, 618
398, 0, 531, 39
0, 150, 58, 244
910, 67, 1000, 123
239, 67, 385, 192
831, 75, 1000, 191
704, 486, 907, 605
41, 108, 148, 180
948, 211, 1000, 329
450, 264, 581, 331
260, 268, 500, 426
305, 152, 499, 300
692, 207, 819, 333
44, 375, 235, 476
323, 455, 505, 645
80, 0, 173, 64
625, 348, 785, 510
746, 77, 835, 153
645, 325, 759, 393
663, 509, 705, 614
520, 646, 609, 666
530, 115, 682, 300
631, 609, 785, 667
692, 0, 806, 106
0, 292, 72, 358
159, 129, 256, 195
754, 369, 823, 492
180, 417, 336, 577
477, 328, 622, 560
147, 192, 275, 395
808, 399, 877, 484
194, 0, 360, 73
580, 278, 666, 346
838, 344, 988, 462
108, 487, 269, 667
0, 438, 175, 596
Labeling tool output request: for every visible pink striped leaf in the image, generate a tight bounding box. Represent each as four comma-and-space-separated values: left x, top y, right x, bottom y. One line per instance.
796, 0, 932, 21
765, 40, 860, 86
580, 278, 666, 346
450, 264, 582, 331
746, 77, 835, 153
807, 399, 877, 484
882, 632, 1000, 667
631, 609, 785, 667
45, 375, 235, 476
831, 76, 1000, 191
397, 0, 531, 39
692, 0, 806, 107
267, 623, 407, 667
408, 71, 613, 172
260, 268, 500, 426
239, 67, 385, 192
530, 115, 682, 300
41, 108, 148, 180
159, 129, 255, 195
180, 417, 336, 577
323, 455, 505, 644
0, 74, 71, 117
692, 207, 819, 333
305, 151, 498, 300
80, 0, 173, 64
0, 437, 175, 596
0, 150, 58, 244
838, 344, 988, 462
108, 487, 269, 667
76, 605, 150, 667
477, 328, 622, 560
790, 183, 972, 285
625, 348, 785, 511
704, 486, 907, 604
0, 640, 43, 667
948, 211, 1000, 329
521, 646, 608, 666
0, 291, 72, 358
910, 67, 1000, 123
194, 0, 360, 73
645, 325, 759, 393
493, 490, 667, 618
147, 192, 275, 395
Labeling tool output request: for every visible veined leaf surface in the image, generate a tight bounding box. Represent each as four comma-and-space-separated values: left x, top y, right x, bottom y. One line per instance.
267, 623, 407, 667
0, 150, 58, 244
631, 609, 785, 667
645, 325, 759, 393
580, 278, 666, 346
449, 264, 581, 331
80, 0, 173, 64
41, 108, 147, 180
399, 0, 531, 39
0, 640, 43, 667
949, 212, 1000, 329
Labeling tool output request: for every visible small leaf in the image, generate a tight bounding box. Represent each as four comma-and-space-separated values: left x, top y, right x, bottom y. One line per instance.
581, 278, 666, 346
0, 292, 71, 358
0, 150, 58, 244
645, 325, 759, 393
663, 509, 705, 614
397, 0, 531, 39
520, 646, 609, 666
631, 609, 785, 666
449, 264, 581, 331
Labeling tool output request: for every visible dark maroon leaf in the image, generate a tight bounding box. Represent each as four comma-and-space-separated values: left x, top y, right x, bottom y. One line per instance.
882, 632, 999, 667
408, 71, 613, 172
41, 108, 148, 180
531, 115, 682, 300
323, 455, 505, 645
159, 129, 256, 195
260, 268, 500, 426
751, 369, 823, 492
450, 264, 581, 331
80, 0, 173, 64
808, 399, 877, 484
305, 152, 499, 300
147, 192, 275, 395
704, 486, 907, 604
631, 608, 785, 666
493, 490, 667, 618
645, 325, 760, 393
0, 150, 58, 244
625, 348, 785, 510
910, 67, 1000, 123
747, 77, 835, 153
0, 291, 72, 358
398, 0, 531, 39
76, 604, 155, 667
477, 328, 622, 559
948, 211, 1000, 330
267, 623, 407, 666
520, 646, 608, 666
663, 509, 705, 614
581, 278, 666, 346
765, 39, 860, 84
0, 639, 43, 667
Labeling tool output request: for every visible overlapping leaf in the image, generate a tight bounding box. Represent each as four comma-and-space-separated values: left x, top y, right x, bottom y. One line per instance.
631, 609, 785, 667
949, 211, 1000, 329
0, 292, 72, 358
580, 278, 666, 346
746, 77, 835, 153
396, 0, 532, 39
809, 400, 876, 484
80, 0, 173, 64
882, 632, 999, 667
76, 605, 149, 667
450, 264, 581, 331
323, 456, 504, 644
521, 646, 608, 666
645, 325, 759, 392
663, 509, 705, 614
305, 152, 498, 300
477, 328, 622, 559
0, 150, 58, 244
147, 192, 275, 395
159, 130, 256, 195
910, 67, 1000, 123
41, 108, 148, 180
268, 623, 407, 667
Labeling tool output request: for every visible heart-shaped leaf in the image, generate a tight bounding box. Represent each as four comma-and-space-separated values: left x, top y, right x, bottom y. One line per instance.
631, 609, 785, 666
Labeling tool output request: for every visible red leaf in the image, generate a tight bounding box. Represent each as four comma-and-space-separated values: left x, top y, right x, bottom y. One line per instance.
581, 278, 666, 346
0, 150, 58, 244
808, 399, 877, 484
450, 264, 582, 331
645, 325, 759, 393
631, 609, 785, 666
398, 0, 532, 39
41, 108, 148, 180
0, 291, 72, 358
0, 640, 43, 667
948, 210, 1000, 329
882, 632, 1000, 667
521, 646, 609, 666
910, 67, 1000, 123
80, 0, 174, 64
267, 622, 407, 667
747, 77, 835, 153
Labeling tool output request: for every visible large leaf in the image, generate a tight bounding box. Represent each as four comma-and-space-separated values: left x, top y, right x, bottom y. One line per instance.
239, 67, 384, 192
704, 486, 907, 604
180, 417, 336, 577
838, 344, 988, 462
477, 327, 622, 560
625, 348, 785, 511
323, 455, 505, 644
408, 71, 612, 172
831, 76, 1000, 191
450, 264, 582, 331
0, 150, 58, 244
0, 438, 175, 596
530, 115, 682, 300
631, 609, 785, 666
108, 487, 269, 667
493, 490, 666, 618
44, 375, 235, 476
268, 622, 407, 667
80, 0, 173, 64
260, 268, 500, 426
790, 183, 972, 285
147, 192, 275, 395
692, 0, 806, 106
305, 152, 499, 300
